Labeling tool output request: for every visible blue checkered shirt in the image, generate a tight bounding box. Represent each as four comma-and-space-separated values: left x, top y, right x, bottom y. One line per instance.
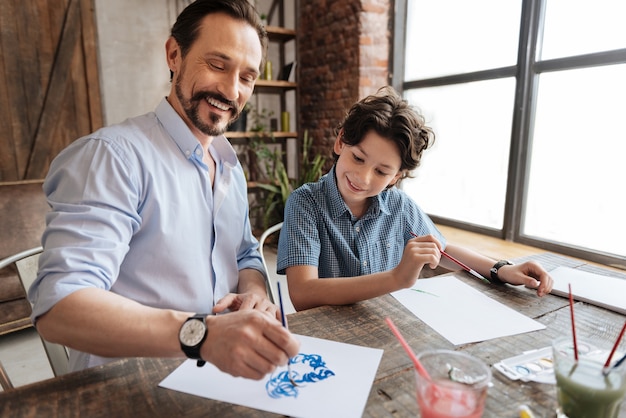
277, 165, 446, 278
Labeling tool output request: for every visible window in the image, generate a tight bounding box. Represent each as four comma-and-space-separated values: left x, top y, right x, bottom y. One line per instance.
403, 79, 515, 229
524, 64, 626, 257
396, 0, 626, 267
404, 0, 521, 79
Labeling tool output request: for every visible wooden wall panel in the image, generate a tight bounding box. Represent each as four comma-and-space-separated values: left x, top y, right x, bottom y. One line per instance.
0, 0, 102, 182
0, 180, 49, 334
0, 0, 24, 180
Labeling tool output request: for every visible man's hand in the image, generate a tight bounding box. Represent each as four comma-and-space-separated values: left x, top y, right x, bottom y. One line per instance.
213, 292, 278, 317
201, 310, 300, 379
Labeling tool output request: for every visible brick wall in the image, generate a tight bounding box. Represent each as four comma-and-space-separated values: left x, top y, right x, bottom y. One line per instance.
298, 0, 391, 166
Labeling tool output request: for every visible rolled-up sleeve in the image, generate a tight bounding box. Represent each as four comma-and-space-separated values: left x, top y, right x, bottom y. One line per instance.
29, 136, 139, 322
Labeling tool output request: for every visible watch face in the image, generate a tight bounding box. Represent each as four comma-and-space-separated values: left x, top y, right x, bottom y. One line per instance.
180, 319, 206, 347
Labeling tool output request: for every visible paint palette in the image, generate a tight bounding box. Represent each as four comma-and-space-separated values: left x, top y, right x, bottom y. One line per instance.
493, 346, 556, 384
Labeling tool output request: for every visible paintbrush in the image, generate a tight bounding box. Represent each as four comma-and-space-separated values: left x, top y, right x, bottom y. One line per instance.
276, 281, 298, 386
410, 231, 490, 284
603, 320, 626, 374
568, 283, 579, 361
605, 352, 626, 375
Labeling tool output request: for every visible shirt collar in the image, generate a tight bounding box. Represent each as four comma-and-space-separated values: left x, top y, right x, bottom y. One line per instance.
154, 98, 237, 168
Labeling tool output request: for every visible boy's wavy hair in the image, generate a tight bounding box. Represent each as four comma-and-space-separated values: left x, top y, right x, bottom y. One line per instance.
334, 86, 436, 187
169, 0, 268, 80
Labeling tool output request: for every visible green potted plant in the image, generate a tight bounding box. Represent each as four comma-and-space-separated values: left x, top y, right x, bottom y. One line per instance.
246, 106, 275, 182
259, 13, 268, 26
252, 130, 326, 232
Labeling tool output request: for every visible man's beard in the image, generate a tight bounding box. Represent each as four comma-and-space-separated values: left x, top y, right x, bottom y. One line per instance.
174, 79, 240, 137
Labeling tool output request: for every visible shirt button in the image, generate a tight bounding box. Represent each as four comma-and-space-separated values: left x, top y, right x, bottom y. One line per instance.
195, 149, 202, 156
355, 226, 360, 233
363, 261, 367, 267
185, 150, 191, 156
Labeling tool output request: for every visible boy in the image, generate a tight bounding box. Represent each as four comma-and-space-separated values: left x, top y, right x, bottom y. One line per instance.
277, 86, 552, 311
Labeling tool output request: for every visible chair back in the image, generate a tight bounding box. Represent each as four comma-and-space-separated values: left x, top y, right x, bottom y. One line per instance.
259, 223, 283, 304
1, 247, 70, 379
258, 223, 296, 314
0, 360, 13, 390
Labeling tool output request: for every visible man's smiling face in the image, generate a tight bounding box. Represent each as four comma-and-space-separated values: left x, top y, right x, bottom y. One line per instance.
168, 12, 262, 138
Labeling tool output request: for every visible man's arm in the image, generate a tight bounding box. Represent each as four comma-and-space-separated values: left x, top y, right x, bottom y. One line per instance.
35, 287, 299, 379
36, 288, 185, 358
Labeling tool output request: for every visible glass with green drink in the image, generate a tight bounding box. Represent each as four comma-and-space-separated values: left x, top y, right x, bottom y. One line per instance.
553, 336, 626, 418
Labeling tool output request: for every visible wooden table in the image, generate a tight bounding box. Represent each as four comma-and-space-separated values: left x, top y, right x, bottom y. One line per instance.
2, 253, 625, 417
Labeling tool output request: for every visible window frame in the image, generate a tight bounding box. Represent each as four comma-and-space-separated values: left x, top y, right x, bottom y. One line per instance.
393, 0, 626, 269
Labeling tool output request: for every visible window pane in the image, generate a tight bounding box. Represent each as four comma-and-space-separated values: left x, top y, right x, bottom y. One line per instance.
541, 0, 626, 60
405, 0, 522, 80
402, 78, 516, 229
524, 65, 626, 257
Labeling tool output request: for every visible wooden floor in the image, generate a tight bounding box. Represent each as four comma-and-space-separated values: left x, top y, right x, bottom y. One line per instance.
435, 224, 620, 272
436, 225, 546, 261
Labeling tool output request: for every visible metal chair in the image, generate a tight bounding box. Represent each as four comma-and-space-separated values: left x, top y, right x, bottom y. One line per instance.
0, 247, 70, 387
0, 360, 13, 391
258, 222, 283, 304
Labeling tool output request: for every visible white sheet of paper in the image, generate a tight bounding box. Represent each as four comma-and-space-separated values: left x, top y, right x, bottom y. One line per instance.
159, 334, 383, 418
391, 275, 545, 345
549, 266, 626, 315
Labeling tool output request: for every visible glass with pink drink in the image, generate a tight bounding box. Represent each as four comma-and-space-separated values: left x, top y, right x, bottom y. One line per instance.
415, 350, 491, 418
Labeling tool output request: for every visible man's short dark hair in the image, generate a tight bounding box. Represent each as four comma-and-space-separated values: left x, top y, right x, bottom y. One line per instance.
169, 0, 268, 79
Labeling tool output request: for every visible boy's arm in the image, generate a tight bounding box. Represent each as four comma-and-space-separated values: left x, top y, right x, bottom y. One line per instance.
286, 235, 442, 310
443, 244, 553, 296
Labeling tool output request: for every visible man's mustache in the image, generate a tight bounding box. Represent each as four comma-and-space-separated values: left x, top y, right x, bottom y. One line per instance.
191, 91, 239, 116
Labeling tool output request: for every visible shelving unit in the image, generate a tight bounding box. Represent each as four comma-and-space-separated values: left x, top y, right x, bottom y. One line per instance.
226, 131, 297, 139
227, 1, 299, 232
225, 24, 298, 147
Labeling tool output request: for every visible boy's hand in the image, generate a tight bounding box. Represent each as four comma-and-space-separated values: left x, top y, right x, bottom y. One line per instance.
393, 234, 442, 288
497, 261, 554, 297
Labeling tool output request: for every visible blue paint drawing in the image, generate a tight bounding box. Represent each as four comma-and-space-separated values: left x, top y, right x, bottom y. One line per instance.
265, 353, 336, 398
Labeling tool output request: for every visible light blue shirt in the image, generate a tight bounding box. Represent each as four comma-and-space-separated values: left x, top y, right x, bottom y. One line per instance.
277, 165, 446, 277
29, 98, 263, 370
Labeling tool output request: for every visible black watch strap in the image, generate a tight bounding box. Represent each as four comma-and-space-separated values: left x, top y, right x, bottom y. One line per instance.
490, 260, 512, 284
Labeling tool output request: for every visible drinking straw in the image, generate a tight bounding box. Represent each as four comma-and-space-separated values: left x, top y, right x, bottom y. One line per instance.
568, 284, 578, 361
385, 317, 430, 379
603, 320, 626, 368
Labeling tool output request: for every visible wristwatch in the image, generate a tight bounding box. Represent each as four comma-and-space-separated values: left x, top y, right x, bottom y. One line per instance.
179, 313, 209, 367
490, 260, 513, 284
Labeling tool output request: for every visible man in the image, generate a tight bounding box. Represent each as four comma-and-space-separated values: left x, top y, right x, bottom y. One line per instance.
29, 0, 299, 380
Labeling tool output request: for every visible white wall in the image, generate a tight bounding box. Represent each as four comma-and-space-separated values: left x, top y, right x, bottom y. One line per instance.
94, 1, 295, 127
94, 0, 174, 125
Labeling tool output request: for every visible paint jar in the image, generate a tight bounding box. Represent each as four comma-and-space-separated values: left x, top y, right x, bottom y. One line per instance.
553, 337, 626, 418
415, 349, 491, 418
